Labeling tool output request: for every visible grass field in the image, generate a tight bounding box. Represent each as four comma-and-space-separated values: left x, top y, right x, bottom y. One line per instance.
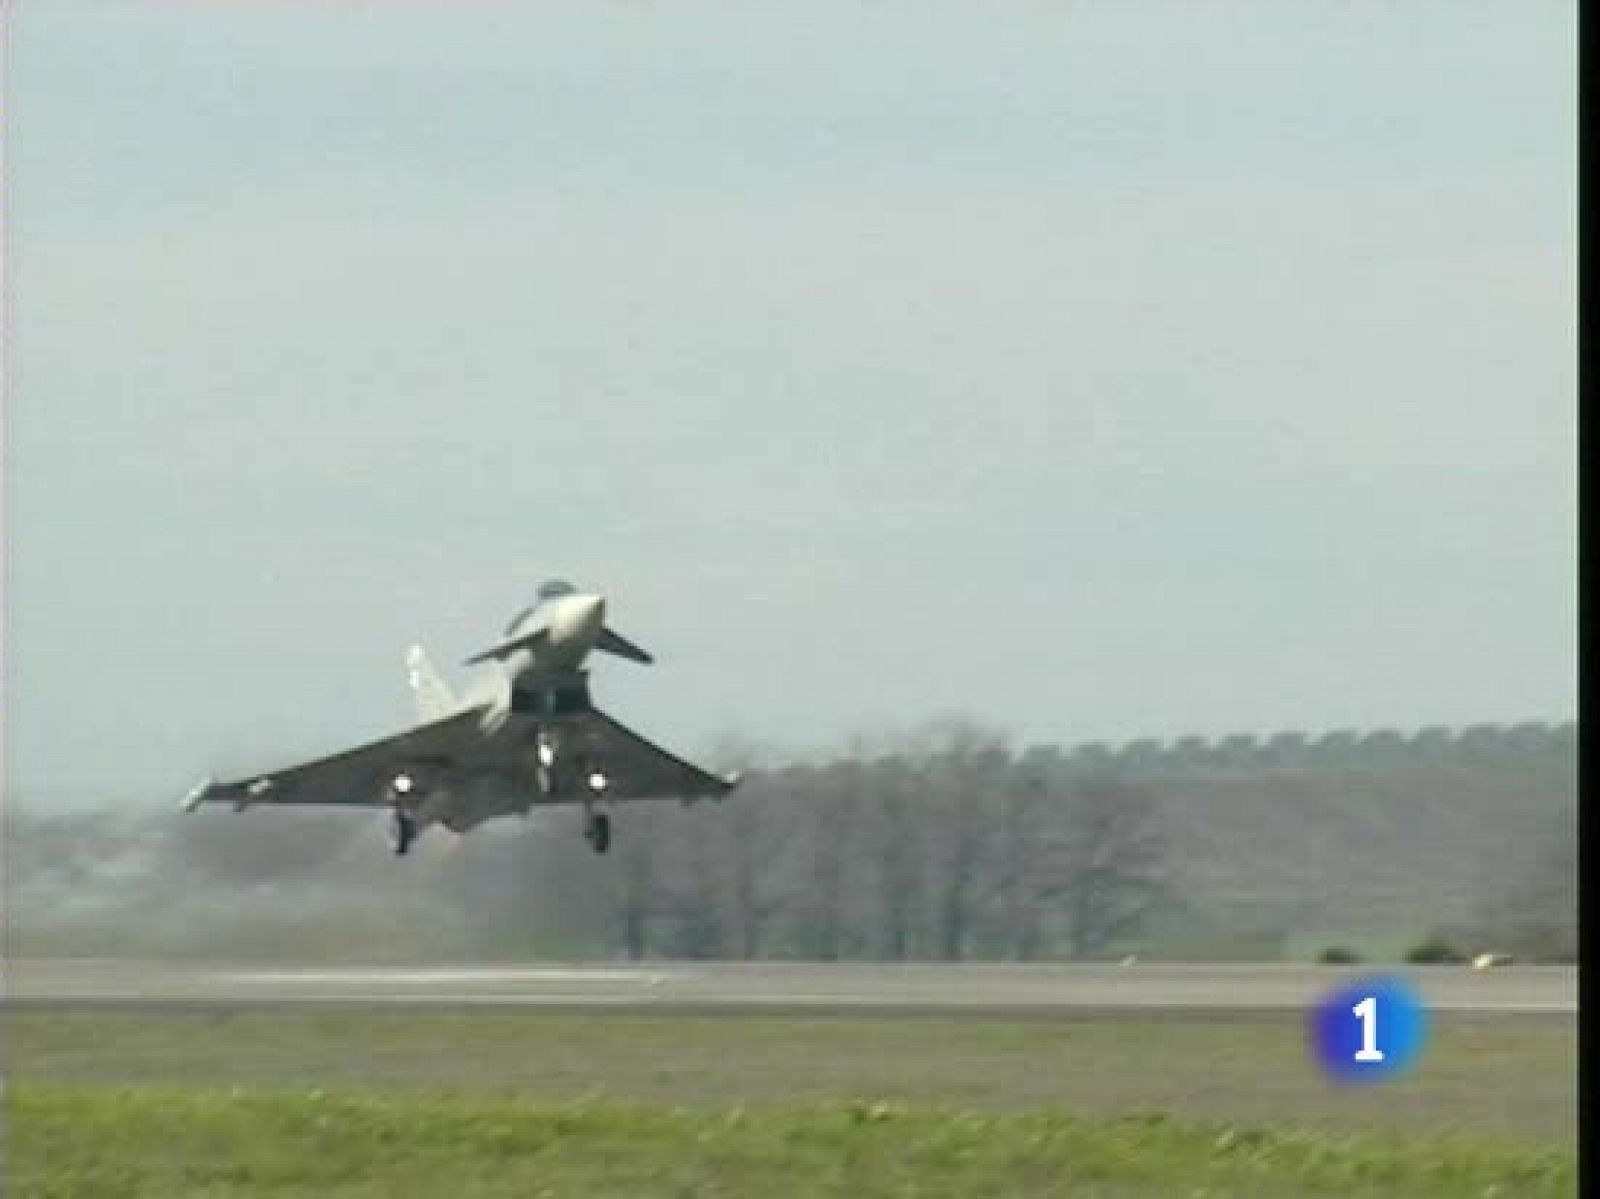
4, 1008, 1576, 1197
8, 1087, 1576, 1199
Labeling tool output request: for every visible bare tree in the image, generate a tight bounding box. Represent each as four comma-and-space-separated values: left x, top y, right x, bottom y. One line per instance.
699, 739, 791, 960
656, 805, 731, 959
612, 805, 667, 959
989, 747, 1061, 960
864, 755, 924, 959
718, 787, 791, 959
917, 720, 1005, 961
1048, 771, 1168, 958
788, 761, 860, 960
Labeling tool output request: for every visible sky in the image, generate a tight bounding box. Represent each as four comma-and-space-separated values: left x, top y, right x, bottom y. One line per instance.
4, 1, 1577, 809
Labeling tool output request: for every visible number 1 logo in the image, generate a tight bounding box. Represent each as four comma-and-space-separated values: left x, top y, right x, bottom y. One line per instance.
1351, 995, 1385, 1062
1310, 977, 1428, 1083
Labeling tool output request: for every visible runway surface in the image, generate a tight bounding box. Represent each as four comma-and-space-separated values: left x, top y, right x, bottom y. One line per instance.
4, 960, 1576, 1016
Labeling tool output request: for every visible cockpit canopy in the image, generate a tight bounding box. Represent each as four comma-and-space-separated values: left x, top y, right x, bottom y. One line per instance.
504, 579, 580, 636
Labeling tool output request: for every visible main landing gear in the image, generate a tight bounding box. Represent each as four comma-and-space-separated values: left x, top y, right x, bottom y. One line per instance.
582, 764, 613, 855
532, 726, 615, 854
534, 730, 558, 797
534, 729, 614, 851
388, 771, 419, 856
390, 807, 417, 857
584, 809, 611, 855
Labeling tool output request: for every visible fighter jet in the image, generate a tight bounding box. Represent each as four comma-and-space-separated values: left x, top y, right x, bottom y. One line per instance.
182, 580, 738, 855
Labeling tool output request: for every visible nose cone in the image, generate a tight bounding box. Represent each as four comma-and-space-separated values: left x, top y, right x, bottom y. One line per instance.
555, 594, 606, 643
575, 594, 605, 633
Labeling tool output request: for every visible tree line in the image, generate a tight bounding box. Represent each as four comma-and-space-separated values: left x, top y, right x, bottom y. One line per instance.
7, 718, 1575, 963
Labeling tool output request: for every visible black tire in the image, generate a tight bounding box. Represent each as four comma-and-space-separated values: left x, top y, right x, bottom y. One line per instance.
391, 810, 416, 857
586, 811, 611, 855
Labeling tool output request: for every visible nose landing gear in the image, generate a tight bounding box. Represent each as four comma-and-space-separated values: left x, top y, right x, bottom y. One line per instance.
533, 730, 559, 797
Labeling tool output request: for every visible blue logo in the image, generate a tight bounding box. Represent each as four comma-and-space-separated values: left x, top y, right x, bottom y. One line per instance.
1309, 975, 1429, 1083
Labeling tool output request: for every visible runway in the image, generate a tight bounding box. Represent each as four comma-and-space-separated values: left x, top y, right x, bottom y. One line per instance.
3, 960, 1576, 1016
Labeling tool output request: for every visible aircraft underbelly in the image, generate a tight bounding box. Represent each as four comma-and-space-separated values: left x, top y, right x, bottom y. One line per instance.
420, 775, 527, 833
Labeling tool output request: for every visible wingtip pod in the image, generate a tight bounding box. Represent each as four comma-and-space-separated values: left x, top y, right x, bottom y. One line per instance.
181, 776, 215, 812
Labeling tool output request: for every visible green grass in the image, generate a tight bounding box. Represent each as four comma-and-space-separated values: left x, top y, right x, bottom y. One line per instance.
6, 1085, 1576, 1199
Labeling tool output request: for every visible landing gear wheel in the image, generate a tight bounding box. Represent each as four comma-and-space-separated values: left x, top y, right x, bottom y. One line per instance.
390, 809, 417, 857
584, 810, 611, 855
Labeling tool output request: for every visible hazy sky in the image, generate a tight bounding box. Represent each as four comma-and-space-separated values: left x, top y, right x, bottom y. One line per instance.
6, 1, 1576, 808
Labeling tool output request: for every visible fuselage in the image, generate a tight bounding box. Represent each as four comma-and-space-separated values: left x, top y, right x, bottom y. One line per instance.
417, 589, 611, 827
452, 585, 612, 727
501, 591, 606, 684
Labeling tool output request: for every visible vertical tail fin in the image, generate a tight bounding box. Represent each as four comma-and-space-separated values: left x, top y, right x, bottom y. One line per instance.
406, 644, 456, 721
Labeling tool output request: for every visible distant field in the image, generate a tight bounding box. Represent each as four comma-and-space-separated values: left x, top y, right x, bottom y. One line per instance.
6, 1008, 1576, 1143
